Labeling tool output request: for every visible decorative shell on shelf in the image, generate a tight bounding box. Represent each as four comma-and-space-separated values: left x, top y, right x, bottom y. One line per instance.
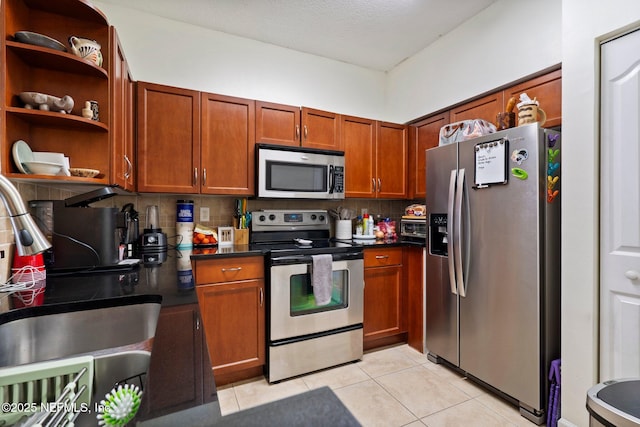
19, 92, 74, 114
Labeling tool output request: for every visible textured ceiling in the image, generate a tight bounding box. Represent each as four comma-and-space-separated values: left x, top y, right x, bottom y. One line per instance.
97, 0, 498, 71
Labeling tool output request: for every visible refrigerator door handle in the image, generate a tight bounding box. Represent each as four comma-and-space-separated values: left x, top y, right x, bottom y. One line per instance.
447, 169, 457, 295
455, 168, 466, 297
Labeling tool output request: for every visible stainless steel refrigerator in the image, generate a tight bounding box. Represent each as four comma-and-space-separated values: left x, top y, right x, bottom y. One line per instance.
425, 123, 561, 424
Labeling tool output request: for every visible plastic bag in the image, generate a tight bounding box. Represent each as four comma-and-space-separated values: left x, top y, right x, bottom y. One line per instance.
439, 119, 496, 146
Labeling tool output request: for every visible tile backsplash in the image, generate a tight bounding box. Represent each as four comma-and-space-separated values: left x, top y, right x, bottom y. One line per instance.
5, 182, 412, 247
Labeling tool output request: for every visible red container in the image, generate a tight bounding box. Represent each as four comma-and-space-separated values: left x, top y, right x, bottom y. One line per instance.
11, 249, 46, 308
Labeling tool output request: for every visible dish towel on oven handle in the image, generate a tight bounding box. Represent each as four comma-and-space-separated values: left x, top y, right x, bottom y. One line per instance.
311, 254, 333, 306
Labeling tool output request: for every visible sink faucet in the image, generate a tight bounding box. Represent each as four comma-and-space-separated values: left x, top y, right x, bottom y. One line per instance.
0, 174, 51, 255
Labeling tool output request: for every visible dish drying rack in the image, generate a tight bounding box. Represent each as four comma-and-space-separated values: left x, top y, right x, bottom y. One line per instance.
0, 355, 93, 426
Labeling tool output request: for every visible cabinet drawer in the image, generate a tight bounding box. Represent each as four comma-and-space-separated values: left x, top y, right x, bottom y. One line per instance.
364, 247, 403, 267
194, 256, 264, 284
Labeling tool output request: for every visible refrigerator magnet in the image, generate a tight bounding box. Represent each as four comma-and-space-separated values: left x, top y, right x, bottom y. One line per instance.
511, 167, 528, 180
511, 148, 529, 165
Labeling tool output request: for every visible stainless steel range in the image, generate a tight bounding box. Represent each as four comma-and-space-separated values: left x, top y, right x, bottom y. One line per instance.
250, 209, 364, 383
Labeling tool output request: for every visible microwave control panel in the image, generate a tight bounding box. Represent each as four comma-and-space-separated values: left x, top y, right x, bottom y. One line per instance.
332, 165, 344, 193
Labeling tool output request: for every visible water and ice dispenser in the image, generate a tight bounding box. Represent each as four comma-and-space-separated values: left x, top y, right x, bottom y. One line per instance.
429, 213, 448, 256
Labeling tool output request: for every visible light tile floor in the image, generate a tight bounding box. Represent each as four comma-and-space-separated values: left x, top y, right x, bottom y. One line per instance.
216, 344, 543, 426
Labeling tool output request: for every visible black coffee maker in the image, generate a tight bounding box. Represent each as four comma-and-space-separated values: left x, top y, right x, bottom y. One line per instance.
29, 187, 129, 271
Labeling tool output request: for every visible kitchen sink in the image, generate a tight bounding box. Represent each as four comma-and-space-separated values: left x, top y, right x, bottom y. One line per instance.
0, 295, 161, 367
0, 295, 161, 426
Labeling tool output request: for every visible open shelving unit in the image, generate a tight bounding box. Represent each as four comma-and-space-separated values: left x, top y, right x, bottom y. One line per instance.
1, 0, 112, 184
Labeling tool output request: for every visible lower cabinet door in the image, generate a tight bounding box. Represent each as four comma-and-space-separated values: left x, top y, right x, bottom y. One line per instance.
144, 304, 205, 416
196, 279, 265, 377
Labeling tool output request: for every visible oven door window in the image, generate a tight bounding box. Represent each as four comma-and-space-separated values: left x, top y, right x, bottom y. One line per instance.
289, 269, 349, 315
266, 161, 328, 192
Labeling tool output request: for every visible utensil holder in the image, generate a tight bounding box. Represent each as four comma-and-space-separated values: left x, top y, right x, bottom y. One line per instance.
336, 220, 352, 240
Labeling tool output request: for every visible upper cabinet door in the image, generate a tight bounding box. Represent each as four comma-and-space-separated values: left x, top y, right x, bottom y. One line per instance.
505, 69, 562, 128
255, 101, 301, 147
342, 115, 376, 198
449, 92, 504, 125
376, 122, 408, 199
301, 107, 342, 151
137, 82, 200, 193
110, 27, 135, 191
408, 112, 449, 200
201, 93, 255, 195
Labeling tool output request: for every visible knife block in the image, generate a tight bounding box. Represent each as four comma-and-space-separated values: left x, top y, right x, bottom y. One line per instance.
234, 228, 248, 245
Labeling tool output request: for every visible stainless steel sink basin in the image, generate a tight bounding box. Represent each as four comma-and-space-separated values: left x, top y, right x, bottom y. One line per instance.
0, 295, 161, 367
0, 295, 161, 426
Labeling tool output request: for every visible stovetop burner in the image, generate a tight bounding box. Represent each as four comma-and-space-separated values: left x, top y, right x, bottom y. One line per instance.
250, 209, 360, 256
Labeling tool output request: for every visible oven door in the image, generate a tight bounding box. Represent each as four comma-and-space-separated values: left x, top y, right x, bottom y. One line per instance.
269, 253, 363, 341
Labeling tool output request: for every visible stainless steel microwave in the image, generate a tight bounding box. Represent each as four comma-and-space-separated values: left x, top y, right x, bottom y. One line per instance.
256, 144, 345, 199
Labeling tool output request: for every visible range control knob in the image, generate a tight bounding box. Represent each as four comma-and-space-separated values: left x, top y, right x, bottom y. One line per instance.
319, 215, 325, 222
311, 214, 317, 220
269, 214, 276, 221
258, 215, 266, 222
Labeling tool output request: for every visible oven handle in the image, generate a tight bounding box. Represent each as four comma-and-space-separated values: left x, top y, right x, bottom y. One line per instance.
270, 251, 363, 265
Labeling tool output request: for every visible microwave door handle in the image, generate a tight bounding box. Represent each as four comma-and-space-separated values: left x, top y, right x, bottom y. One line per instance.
329, 165, 335, 194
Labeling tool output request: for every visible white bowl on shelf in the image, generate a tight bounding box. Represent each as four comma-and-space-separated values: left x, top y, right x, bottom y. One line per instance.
22, 161, 63, 176
32, 152, 70, 176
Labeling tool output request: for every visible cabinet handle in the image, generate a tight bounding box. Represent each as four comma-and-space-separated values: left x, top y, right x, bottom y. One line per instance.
202, 168, 207, 187
221, 267, 242, 272
194, 168, 198, 186
195, 314, 200, 330
259, 288, 264, 307
124, 155, 132, 179
375, 255, 389, 259
377, 178, 381, 192
303, 125, 308, 140
295, 124, 300, 140
372, 178, 376, 192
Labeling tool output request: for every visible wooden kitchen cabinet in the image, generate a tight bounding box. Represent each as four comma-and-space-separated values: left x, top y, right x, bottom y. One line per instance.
110, 27, 135, 191
1, 0, 112, 184
255, 101, 341, 150
194, 256, 265, 386
505, 68, 562, 128
145, 303, 216, 417
449, 91, 504, 125
136, 82, 200, 193
404, 246, 425, 353
408, 112, 449, 200
201, 93, 255, 195
343, 115, 408, 199
343, 115, 376, 197
376, 121, 408, 198
137, 83, 255, 195
363, 247, 407, 350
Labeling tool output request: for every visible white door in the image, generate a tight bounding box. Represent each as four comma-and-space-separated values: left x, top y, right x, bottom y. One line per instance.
600, 29, 640, 380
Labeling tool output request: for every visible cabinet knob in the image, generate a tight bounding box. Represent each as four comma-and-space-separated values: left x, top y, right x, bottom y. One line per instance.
625, 270, 640, 280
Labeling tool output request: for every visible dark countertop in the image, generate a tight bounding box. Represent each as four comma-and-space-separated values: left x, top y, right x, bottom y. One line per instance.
3, 240, 417, 425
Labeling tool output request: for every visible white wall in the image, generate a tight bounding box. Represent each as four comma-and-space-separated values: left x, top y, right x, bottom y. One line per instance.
94, 1, 386, 120
386, 0, 561, 123
560, 2, 640, 426
94, 0, 559, 124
